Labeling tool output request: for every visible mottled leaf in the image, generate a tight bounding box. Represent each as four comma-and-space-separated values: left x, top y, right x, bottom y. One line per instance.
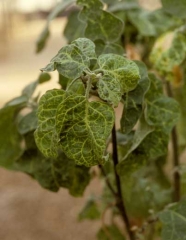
95, 40, 124, 56
145, 96, 180, 133
150, 31, 186, 80
97, 54, 140, 93
34, 89, 65, 158
41, 44, 90, 79
77, 0, 124, 43
159, 200, 186, 240
161, 0, 186, 19
78, 198, 101, 221
121, 61, 150, 133
56, 94, 115, 167
97, 74, 122, 107
72, 38, 96, 59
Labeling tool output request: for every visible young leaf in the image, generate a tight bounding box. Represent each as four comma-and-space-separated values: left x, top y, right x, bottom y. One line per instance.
97, 54, 140, 93
97, 74, 122, 107
121, 61, 150, 133
41, 44, 90, 79
78, 198, 101, 221
72, 38, 96, 59
161, 0, 186, 19
77, 0, 124, 43
159, 200, 186, 240
56, 94, 115, 167
34, 89, 65, 158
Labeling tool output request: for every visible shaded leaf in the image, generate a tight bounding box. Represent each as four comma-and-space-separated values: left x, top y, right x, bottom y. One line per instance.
17, 110, 38, 135
97, 224, 125, 240
97, 54, 140, 93
95, 39, 124, 56
15, 149, 90, 196
36, 0, 75, 53
56, 94, 114, 167
0, 105, 24, 168
121, 61, 150, 133
161, 0, 186, 19
159, 200, 186, 240
78, 198, 100, 221
5, 95, 28, 107
77, 0, 124, 43
64, 10, 86, 43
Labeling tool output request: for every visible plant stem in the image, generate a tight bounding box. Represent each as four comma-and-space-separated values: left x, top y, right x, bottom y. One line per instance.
112, 124, 135, 240
165, 81, 180, 202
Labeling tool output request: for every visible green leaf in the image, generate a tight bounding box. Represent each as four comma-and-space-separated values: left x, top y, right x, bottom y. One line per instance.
5, 95, 28, 107
121, 61, 150, 133
36, 0, 75, 53
41, 44, 90, 79
77, 0, 124, 43
56, 94, 114, 167
97, 224, 125, 240
108, 1, 139, 12
64, 10, 86, 43
95, 40, 124, 56
127, 9, 156, 37
159, 200, 186, 240
97, 54, 140, 93
78, 198, 101, 221
17, 110, 38, 135
0, 105, 24, 168
72, 38, 96, 59
34, 89, 65, 158
145, 97, 180, 133
97, 74, 122, 107
15, 149, 90, 196
161, 0, 186, 19
121, 115, 154, 161
22, 73, 51, 98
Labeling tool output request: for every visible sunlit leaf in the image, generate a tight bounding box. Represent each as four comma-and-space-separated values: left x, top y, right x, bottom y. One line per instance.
56, 94, 115, 166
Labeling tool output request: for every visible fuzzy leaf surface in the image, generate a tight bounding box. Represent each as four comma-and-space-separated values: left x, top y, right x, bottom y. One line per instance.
121, 61, 150, 133
97, 54, 140, 94
56, 94, 114, 167
41, 44, 89, 79
77, 0, 124, 43
159, 200, 186, 240
72, 38, 96, 59
34, 89, 65, 158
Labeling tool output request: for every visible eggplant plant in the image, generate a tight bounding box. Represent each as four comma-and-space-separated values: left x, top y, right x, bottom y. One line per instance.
1, 0, 186, 239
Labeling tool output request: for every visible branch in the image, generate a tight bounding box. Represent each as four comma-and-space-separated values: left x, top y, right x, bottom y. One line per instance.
165, 81, 180, 202
111, 124, 135, 240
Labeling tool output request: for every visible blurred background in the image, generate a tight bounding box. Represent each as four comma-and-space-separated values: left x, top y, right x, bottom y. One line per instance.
0, 0, 160, 239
